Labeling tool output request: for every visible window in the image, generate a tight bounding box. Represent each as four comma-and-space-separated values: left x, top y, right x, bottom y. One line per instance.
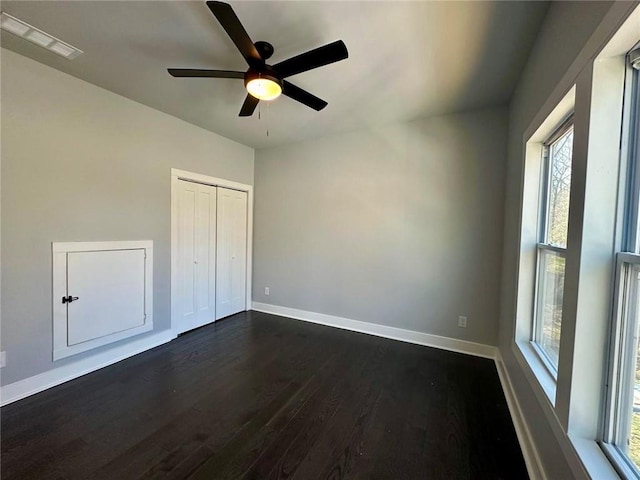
532, 119, 574, 371
603, 47, 640, 478
512, 9, 640, 479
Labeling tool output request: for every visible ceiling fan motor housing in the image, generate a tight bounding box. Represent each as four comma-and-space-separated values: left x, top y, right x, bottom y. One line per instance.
254, 40, 274, 60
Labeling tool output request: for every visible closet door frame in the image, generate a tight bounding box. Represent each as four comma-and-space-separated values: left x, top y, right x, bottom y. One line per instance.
170, 168, 253, 336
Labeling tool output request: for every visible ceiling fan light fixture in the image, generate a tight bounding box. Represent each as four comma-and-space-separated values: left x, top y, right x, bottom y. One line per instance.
245, 73, 282, 101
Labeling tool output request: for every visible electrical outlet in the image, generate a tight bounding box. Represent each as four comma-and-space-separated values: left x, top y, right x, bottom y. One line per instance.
264, 287, 270, 296
458, 316, 468, 328
0, 351, 6, 368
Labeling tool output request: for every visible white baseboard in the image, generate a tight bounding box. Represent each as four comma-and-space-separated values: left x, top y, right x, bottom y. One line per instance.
0, 329, 176, 406
251, 302, 497, 359
495, 351, 546, 480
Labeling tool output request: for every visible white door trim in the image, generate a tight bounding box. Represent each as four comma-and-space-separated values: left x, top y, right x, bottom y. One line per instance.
170, 168, 253, 336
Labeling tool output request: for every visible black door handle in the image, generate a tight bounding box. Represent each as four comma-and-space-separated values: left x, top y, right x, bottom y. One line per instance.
62, 296, 79, 304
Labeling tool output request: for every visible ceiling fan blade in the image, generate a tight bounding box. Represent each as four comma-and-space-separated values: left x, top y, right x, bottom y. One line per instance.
282, 81, 328, 111
206, 1, 262, 66
168, 69, 245, 79
273, 40, 348, 78
239, 94, 259, 117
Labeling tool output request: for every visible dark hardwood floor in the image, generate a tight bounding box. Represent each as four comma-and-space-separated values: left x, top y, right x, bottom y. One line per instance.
1, 311, 528, 479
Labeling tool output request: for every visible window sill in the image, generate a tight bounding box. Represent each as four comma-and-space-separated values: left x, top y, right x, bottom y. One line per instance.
530, 341, 559, 380
575, 439, 622, 480
515, 340, 557, 406
512, 341, 622, 479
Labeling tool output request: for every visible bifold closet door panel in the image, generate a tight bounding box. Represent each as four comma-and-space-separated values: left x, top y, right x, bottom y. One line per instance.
176, 179, 217, 333
228, 190, 248, 315
216, 187, 248, 320
177, 180, 197, 329
195, 182, 217, 326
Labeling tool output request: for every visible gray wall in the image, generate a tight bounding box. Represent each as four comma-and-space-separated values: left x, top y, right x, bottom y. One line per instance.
253, 107, 508, 346
498, 2, 613, 478
1, 49, 254, 385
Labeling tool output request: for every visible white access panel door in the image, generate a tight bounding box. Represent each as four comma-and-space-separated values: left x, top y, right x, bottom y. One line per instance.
216, 187, 248, 320
67, 249, 146, 345
176, 179, 217, 333
52, 240, 153, 361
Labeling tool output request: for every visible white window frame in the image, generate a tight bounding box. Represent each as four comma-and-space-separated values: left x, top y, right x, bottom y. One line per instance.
531, 117, 574, 376
514, 86, 575, 406
602, 47, 640, 479
602, 253, 640, 480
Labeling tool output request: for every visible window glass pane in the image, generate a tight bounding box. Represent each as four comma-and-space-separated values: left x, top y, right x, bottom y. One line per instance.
630, 330, 640, 470
536, 249, 566, 367
547, 129, 574, 248
618, 264, 640, 470
630, 70, 640, 253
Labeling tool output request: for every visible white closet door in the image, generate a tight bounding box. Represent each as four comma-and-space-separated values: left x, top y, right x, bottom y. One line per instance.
216, 187, 248, 320
195, 182, 217, 326
176, 179, 217, 333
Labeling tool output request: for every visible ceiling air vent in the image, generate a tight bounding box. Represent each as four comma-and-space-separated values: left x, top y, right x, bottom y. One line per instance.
0, 12, 83, 59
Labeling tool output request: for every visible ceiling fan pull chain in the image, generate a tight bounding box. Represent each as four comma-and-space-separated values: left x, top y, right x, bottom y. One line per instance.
267, 102, 270, 137
258, 72, 262, 120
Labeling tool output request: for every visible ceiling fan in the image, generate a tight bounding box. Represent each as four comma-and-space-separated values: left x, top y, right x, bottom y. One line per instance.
168, 1, 349, 117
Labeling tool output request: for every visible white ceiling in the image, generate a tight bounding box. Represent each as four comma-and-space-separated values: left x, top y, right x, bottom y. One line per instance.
1, 1, 548, 149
